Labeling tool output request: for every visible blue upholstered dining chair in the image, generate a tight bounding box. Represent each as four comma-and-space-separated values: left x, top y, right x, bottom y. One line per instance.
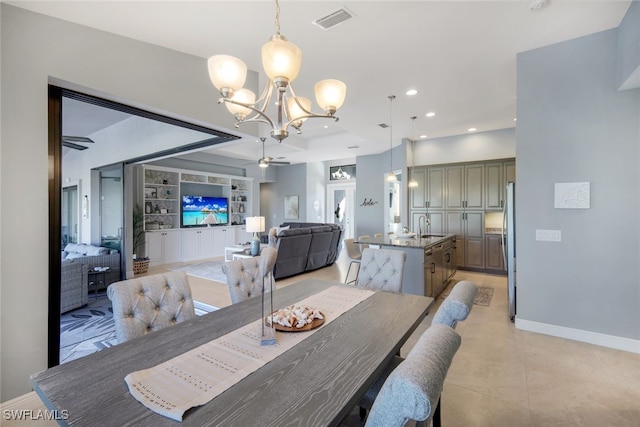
432, 280, 478, 329
358, 280, 478, 422
363, 324, 461, 427
356, 248, 407, 292
221, 246, 277, 304
107, 271, 195, 343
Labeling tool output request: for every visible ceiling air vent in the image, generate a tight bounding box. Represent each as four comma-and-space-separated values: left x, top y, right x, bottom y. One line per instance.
312, 7, 355, 30
378, 123, 389, 129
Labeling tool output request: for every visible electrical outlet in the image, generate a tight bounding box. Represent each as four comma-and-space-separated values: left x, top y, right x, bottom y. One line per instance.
536, 229, 562, 242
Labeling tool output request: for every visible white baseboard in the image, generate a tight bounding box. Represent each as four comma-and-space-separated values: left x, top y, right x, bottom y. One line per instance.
515, 318, 640, 354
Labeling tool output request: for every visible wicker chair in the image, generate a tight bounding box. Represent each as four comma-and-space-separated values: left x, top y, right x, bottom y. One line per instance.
60, 260, 88, 313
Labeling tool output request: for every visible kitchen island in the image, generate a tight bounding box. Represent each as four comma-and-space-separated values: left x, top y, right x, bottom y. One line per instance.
355, 234, 457, 297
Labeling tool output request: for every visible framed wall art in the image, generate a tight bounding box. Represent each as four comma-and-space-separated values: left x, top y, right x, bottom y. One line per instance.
284, 195, 299, 219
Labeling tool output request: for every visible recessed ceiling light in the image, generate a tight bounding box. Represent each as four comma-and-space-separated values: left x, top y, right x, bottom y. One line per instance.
425, 112, 436, 118
324, 125, 329, 128
420, 134, 427, 139
513, 118, 517, 122
406, 89, 418, 96
468, 127, 477, 132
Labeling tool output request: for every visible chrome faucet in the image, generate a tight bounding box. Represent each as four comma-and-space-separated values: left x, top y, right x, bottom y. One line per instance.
418, 214, 430, 237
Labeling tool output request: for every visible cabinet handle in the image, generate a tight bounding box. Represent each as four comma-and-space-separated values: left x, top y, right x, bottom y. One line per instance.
431, 263, 436, 274
501, 200, 504, 208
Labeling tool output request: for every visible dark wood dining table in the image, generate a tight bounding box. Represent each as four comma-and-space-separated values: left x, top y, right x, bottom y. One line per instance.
31, 278, 434, 426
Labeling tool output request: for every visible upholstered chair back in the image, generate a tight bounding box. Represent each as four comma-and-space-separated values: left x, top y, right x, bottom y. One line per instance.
357, 248, 407, 292
365, 324, 461, 427
222, 247, 277, 304
432, 280, 478, 329
107, 271, 195, 343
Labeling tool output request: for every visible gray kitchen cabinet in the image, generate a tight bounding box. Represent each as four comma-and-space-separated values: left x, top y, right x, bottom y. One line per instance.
464, 164, 485, 209
411, 211, 445, 235
409, 167, 427, 209
445, 164, 484, 210
446, 210, 484, 269
445, 166, 464, 209
426, 167, 445, 209
485, 234, 505, 271
485, 160, 516, 210
425, 244, 445, 297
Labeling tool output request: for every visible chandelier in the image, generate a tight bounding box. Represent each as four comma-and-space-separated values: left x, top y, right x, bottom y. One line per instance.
408, 116, 419, 188
207, 0, 347, 141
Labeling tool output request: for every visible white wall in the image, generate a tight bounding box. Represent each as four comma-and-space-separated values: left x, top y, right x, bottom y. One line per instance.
0, 4, 260, 400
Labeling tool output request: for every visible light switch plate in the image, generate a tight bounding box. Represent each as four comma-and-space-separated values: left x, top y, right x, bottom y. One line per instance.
536, 229, 562, 242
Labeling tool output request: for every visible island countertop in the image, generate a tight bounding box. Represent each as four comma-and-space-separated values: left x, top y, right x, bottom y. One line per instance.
355, 234, 456, 249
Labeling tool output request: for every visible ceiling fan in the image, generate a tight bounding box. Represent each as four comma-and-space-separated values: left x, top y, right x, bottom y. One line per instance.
257, 137, 290, 168
62, 135, 95, 150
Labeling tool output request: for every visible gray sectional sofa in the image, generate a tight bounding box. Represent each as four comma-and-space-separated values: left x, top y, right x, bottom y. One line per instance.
267, 222, 342, 280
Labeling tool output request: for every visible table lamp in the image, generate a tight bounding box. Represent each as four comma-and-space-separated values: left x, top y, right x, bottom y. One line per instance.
245, 216, 265, 256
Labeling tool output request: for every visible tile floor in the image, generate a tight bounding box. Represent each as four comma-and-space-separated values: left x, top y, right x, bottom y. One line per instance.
153, 251, 640, 426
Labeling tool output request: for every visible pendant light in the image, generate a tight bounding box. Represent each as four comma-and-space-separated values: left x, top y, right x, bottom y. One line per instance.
386, 95, 397, 182
408, 115, 419, 188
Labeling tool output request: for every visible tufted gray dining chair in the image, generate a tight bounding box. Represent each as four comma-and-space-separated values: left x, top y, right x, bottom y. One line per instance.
221, 246, 277, 304
363, 324, 462, 427
107, 271, 195, 343
432, 280, 478, 329
356, 248, 407, 292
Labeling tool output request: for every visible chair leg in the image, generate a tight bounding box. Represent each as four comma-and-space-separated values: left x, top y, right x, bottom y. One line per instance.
433, 396, 441, 427
359, 406, 367, 420
345, 261, 360, 284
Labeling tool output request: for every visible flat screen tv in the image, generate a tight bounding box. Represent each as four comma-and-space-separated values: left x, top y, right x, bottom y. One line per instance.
181, 196, 228, 227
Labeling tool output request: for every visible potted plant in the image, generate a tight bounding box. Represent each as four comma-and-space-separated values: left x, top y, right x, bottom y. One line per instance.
132, 204, 149, 274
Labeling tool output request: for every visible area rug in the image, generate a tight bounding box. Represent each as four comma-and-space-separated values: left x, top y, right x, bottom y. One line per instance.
60, 298, 117, 363
440, 283, 494, 307
169, 260, 227, 283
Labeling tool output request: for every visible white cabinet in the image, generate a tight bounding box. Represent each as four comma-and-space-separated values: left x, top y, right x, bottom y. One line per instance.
181, 228, 214, 261
234, 225, 253, 245
212, 227, 236, 257
146, 230, 181, 265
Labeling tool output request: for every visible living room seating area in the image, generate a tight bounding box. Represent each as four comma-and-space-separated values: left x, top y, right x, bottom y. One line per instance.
266, 222, 342, 280
60, 243, 121, 312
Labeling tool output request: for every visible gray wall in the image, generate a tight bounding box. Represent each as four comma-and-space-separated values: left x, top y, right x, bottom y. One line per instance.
516, 28, 639, 340
0, 4, 261, 400
617, 0, 640, 90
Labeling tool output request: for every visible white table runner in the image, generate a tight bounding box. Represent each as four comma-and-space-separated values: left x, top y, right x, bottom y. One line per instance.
124, 285, 375, 421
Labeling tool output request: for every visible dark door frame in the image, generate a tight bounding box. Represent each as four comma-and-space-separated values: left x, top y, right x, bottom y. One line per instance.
48, 86, 239, 366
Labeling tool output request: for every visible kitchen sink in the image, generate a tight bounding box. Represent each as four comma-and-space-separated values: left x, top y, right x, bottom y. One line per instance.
421, 234, 445, 238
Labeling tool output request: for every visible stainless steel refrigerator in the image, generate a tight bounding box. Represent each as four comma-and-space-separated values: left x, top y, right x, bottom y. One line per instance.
502, 182, 516, 322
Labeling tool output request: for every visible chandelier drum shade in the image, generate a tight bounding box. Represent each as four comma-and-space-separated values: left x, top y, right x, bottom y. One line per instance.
207, 0, 347, 141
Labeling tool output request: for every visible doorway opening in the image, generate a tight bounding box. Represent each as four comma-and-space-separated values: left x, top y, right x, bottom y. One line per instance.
50, 85, 240, 366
